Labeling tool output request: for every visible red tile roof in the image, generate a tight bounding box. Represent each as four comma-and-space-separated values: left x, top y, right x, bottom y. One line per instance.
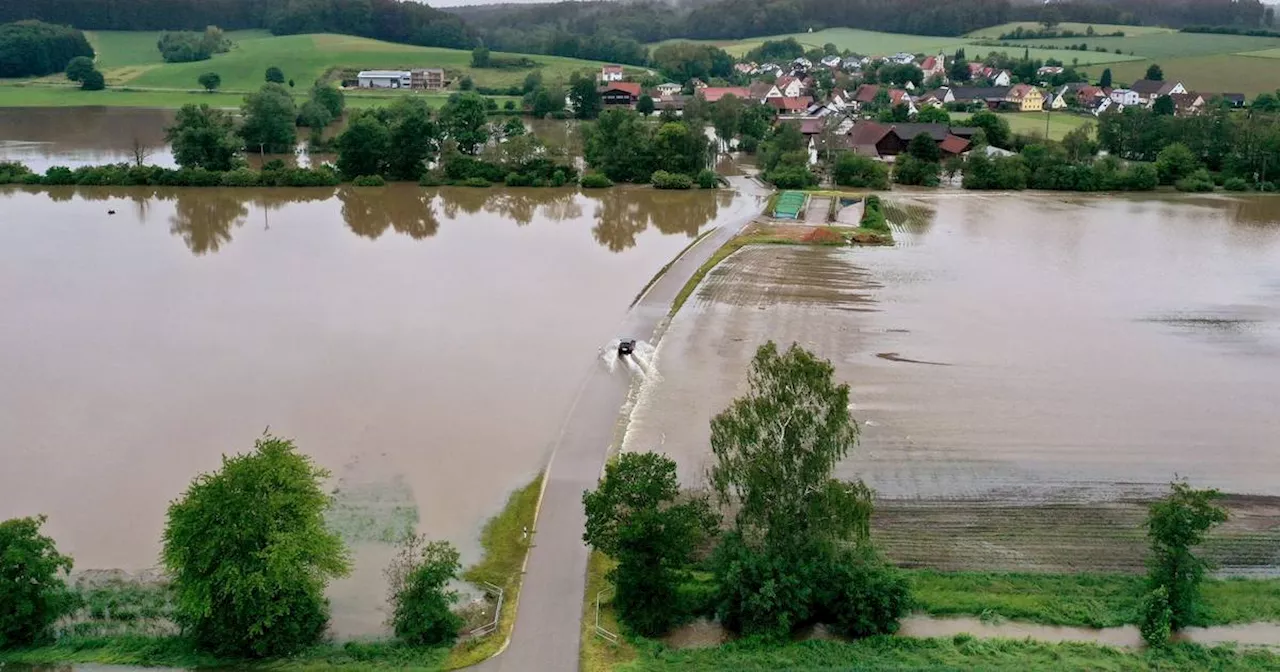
699, 86, 751, 102
603, 65, 623, 73
938, 134, 971, 155
602, 82, 642, 97
847, 120, 893, 146
854, 84, 881, 103
922, 56, 938, 71
767, 95, 812, 111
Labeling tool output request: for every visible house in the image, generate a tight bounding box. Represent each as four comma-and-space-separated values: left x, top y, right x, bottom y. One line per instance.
656, 82, 682, 97
410, 68, 444, 90
851, 84, 915, 113
1110, 88, 1141, 106
1005, 84, 1044, 112
1130, 79, 1185, 103
689, 78, 708, 89
1094, 97, 1114, 116
948, 86, 1011, 109
775, 76, 805, 98
992, 70, 1012, 87
842, 121, 973, 159
698, 86, 751, 103
841, 57, 863, 71
938, 134, 971, 156
734, 62, 757, 74
656, 95, 687, 116
921, 53, 946, 78
820, 55, 842, 68
793, 57, 812, 69
891, 52, 916, 64
915, 88, 952, 107
1037, 66, 1064, 78
1169, 92, 1205, 116
1046, 91, 1068, 110
600, 82, 642, 107
357, 70, 411, 88
749, 81, 780, 101
768, 96, 814, 115
600, 65, 624, 82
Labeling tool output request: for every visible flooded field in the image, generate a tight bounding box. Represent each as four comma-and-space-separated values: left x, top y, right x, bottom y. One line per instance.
624, 192, 1280, 574
0, 181, 756, 637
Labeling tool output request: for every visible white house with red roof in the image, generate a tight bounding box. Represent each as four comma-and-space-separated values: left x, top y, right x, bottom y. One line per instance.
921, 53, 945, 79
775, 76, 805, 98
600, 65, 624, 82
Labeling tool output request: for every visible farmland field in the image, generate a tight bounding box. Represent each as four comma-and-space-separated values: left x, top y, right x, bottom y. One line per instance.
952, 111, 1094, 141
1005, 32, 1280, 59
1083, 55, 1280, 96
1240, 48, 1280, 59
966, 22, 1176, 39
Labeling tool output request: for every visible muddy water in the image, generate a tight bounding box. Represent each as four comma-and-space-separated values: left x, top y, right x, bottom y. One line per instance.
0, 181, 752, 637
624, 192, 1280, 573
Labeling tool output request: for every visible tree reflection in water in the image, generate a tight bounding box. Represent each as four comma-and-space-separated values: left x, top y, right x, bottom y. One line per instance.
340, 184, 440, 240
584, 187, 720, 252
169, 191, 249, 255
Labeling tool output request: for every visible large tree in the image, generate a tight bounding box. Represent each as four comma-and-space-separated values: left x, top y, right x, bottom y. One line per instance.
335, 114, 392, 178
0, 515, 76, 648
166, 103, 241, 171
440, 92, 490, 155
1144, 481, 1228, 642
162, 435, 351, 657
709, 94, 743, 154
64, 55, 94, 82
239, 83, 297, 154
583, 109, 656, 182
568, 73, 602, 120
1145, 63, 1164, 82
583, 452, 716, 636
386, 535, 462, 646
385, 97, 441, 180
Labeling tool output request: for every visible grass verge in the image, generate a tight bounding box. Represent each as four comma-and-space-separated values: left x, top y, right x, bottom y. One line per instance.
581, 551, 638, 672
617, 637, 1280, 671
910, 570, 1280, 629
631, 228, 717, 307
443, 474, 545, 669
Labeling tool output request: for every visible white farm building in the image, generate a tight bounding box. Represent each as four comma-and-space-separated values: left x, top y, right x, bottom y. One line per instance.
357, 70, 412, 89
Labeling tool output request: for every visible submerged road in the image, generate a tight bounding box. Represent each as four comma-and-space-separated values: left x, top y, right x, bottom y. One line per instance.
476, 178, 764, 672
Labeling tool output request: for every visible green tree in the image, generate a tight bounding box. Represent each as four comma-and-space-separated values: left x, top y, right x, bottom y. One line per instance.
459, 75, 474, 91
386, 97, 440, 180
1145, 63, 1164, 82
709, 94, 743, 153
471, 45, 491, 68
335, 114, 392, 178
298, 100, 333, 130
441, 92, 489, 154
1141, 586, 1173, 647
64, 55, 94, 82
583, 452, 716, 636
569, 73, 603, 120
1099, 68, 1112, 88
502, 116, 526, 137
1155, 142, 1200, 184
311, 85, 345, 119
833, 153, 889, 189
636, 94, 655, 116
1145, 481, 1228, 632
166, 104, 241, 170
907, 133, 941, 162
0, 515, 76, 648
265, 66, 285, 83
1061, 124, 1099, 162
528, 86, 565, 118
522, 70, 543, 93
198, 72, 221, 92
240, 83, 297, 153
1153, 94, 1175, 116
386, 535, 462, 646
80, 68, 105, 91
583, 109, 656, 182
894, 154, 941, 186
654, 121, 709, 176
916, 106, 950, 123
162, 435, 351, 657
1252, 92, 1280, 112
967, 110, 1012, 149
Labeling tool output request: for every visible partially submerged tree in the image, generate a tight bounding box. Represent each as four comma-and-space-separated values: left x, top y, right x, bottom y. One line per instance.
166, 104, 241, 171
583, 452, 716, 636
441, 92, 490, 155
386, 535, 463, 646
162, 434, 351, 657
1144, 480, 1228, 640
0, 515, 76, 648
239, 83, 297, 154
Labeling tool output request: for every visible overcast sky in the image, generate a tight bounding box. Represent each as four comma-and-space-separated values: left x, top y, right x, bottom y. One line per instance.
430, 0, 572, 7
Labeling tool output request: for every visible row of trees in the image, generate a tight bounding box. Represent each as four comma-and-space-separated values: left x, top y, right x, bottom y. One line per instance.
0, 20, 93, 78
582, 110, 712, 184
1, 435, 467, 656
1098, 105, 1280, 186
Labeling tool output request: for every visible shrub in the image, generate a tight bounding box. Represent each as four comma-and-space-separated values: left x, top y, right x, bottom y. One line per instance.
0, 515, 76, 648
813, 548, 911, 638
162, 435, 351, 657
1141, 586, 1172, 647
833, 153, 890, 189
43, 166, 75, 185
1175, 169, 1214, 193
80, 69, 105, 90
551, 169, 567, 187
860, 195, 889, 232
462, 177, 492, 187
765, 166, 817, 189
651, 170, 694, 190
1123, 163, 1159, 191
1223, 177, 1250, 192
581, 172, 613, 188
505, 172, 534, 187
0, 161, 32, 183
351, 174, 386, 187
893, 156, 941, 187
386, 536, 463, 646
697, 169, 718, 189
419, 172, 444, 187
220, 168, 261, 187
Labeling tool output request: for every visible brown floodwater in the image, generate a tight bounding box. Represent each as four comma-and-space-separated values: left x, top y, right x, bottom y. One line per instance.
0, 180, 754, 637
624, 192, 1280, 573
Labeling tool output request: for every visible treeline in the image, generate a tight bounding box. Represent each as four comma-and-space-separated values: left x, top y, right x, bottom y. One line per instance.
1182, 25, 1280, 38
1097, 105, 1280, 183
0, 20, 93, 77
1009, 0, 1270, 29
0, 0, 474, 50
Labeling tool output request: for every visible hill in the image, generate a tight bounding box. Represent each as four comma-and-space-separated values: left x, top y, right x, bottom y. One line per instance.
965, 22, 1176, 39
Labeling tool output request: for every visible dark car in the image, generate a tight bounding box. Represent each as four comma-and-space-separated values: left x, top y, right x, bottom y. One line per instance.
618, 339, 636, 356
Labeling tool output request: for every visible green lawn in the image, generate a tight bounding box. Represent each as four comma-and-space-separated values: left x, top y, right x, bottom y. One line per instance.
87, 29, 272, 69
1010, 32, 1280, 60
951, 111, 1095, 141
966, 22, 1176, 39
1239, 47, 1280, 59
1082, 55, 1280, 96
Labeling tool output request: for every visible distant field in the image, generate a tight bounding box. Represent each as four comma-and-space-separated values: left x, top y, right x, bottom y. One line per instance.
1240, 48, 1280, 59
966, 22, 1175, 39
0, 83, 516, 109
953, 111, 1094, 141
1082, 55, 1280, 96
87, 30, 271, 69
665, 27, 1139, 65
1008, 32, 1280, 59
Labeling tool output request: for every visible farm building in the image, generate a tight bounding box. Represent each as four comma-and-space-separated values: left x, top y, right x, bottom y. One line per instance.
357, 70, 411, 89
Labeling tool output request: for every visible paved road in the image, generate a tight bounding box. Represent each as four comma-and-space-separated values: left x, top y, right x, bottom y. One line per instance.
475, 178, 764, 672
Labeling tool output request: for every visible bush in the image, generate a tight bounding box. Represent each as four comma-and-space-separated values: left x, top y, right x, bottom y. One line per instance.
0, 515, 76, 648
550, 169, 567, 187
42, 166, 75, 185
1175, 169, 1214, 193
419, 172, 444, 187
765, 166, 817, 189
386, 536, 463, 647
1141, 586, 1172, 647
1223, 177, 1250, 192
860, 195, 889, 232
697, 169, 718, 189
581, 172, 613, 188
651, 170, 694, 190
813, 548, 911, 638
1156, 143, 1201, 185
0, 161, 33, 184
462, 177, 492, 187
504, 172, 534, 187
833, 153, 890, 189
1124, 163, 1159, 191
162, 435, 351, 657
893, 156, 940, 187
220, 168, 261, 187
80, 69, 105, 90
351, 174, 386, 187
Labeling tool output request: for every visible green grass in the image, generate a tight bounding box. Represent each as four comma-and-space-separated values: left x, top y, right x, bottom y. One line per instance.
87, 29, 272, 70
444, 474, 545, 669
952, 111, 1094, 142
617, 638, 1280, 671
966, 22, 1175, 39
1082, 54, 1280, 96
582, 551, 638, 672
0, 82, 516, 109
910, 571, 1280, 629
1241, 48, 1280, 59
1013, 32, 1280, 60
